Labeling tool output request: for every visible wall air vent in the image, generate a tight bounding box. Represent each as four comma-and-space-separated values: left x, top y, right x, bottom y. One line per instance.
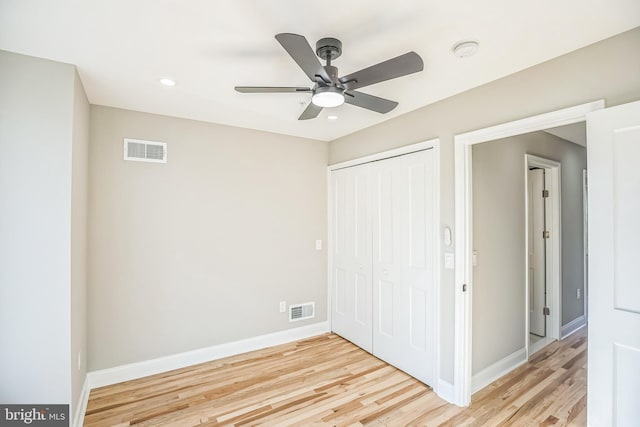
289, 302, 315, 322
124, 138, 167, 163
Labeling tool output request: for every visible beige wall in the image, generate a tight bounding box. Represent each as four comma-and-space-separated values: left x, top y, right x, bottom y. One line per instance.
88, 106, 328, 370
71, 69, 90, 414
471, 131, 586, 374
329, 27, 640, 383
0, 50, 84, 404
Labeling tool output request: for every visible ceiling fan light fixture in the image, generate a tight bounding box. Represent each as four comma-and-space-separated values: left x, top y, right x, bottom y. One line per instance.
312, 86, 345, 108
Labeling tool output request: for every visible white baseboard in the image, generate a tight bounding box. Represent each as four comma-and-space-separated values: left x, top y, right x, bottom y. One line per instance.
561, 315, 586, 339
436, 379, 456, 404
87, 321, 330, 390
529, 335, 555, 356
471, 347, 527, 393
73, 376, 90, 427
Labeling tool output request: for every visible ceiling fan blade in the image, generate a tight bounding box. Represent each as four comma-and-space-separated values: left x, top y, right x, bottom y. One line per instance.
344, 91, 398, 113
298, 102, 323, 120
235, 86, 311, 93
339, 52, 423, 91
275, 33, 331, 83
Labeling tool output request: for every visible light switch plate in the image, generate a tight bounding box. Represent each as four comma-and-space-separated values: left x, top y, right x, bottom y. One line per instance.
444, 252, 455, 269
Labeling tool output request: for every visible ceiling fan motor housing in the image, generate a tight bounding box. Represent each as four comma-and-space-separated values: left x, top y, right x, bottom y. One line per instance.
316, 37, 342, 61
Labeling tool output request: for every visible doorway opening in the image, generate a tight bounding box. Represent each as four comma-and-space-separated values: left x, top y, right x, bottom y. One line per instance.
527, 167, 547, 338
453, 100, 603, 406
525, 155, 561, 356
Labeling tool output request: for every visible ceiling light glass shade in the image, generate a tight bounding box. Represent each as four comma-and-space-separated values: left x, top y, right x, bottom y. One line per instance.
312, 87, 345, 108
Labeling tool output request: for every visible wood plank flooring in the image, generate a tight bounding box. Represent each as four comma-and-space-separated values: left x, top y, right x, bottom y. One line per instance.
84, 328, 587, 426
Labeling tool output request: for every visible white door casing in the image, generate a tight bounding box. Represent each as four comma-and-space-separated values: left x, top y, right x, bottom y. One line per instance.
582, 169, 589, 324
587, 100, 640, 427
524, 155, 561, 357
454, 100, 604, 406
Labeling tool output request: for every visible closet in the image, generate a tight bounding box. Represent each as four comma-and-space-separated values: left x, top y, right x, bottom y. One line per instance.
330, 148, 437, 385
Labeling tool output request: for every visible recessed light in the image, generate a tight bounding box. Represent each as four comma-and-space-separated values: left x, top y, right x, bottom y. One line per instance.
452, 40, 479, 58
328, 115, 338, 121
160, 78, 176, 86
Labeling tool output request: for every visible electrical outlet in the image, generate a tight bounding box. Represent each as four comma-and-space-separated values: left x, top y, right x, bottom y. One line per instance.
577, 288, 581, 299
315, 240, 322, 250
77, 351, 81, 370
279, 301, 286, 313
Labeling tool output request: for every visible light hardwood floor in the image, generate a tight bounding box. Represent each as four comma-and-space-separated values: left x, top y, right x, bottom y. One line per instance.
84, 327, 587, 426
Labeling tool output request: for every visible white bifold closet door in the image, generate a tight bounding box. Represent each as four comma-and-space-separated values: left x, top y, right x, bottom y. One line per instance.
331, 149, 436, 385
331, 164, 373, 352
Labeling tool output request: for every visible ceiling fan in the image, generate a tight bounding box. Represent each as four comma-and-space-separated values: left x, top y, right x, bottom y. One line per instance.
235, 33, 424, 120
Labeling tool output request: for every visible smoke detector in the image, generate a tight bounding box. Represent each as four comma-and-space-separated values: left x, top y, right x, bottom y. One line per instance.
452, 40, 479, 58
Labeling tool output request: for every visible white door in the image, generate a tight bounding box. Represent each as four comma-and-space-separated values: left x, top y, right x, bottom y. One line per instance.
528, 168, 546, 337
372, 149, 436, 385
331, 165, 373, 352
587, 100, 640, 427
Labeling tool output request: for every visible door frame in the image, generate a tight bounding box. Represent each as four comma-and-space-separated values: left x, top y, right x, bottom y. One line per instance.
582, 169, 589, 324
453, 100, 604, 406
327, 138, 442, 394
525, 155, 561, 356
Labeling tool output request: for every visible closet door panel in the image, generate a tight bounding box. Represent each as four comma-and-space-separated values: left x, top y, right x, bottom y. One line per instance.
334, 267, 348, 315
400, 150, 435, 384
372, 156, 404, 359
372, 150, 436, 386
353, 170, 371, 329
378, 280, 395, 336
331, 165, 372, 352
354, 272, 369, 326
407, 161, 429, 353
375, 165, 396, 265
410, 288, 428, 351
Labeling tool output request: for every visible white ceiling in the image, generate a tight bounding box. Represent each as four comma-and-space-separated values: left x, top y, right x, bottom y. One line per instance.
545, 123, 587, 147
1, 1, 638, 141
